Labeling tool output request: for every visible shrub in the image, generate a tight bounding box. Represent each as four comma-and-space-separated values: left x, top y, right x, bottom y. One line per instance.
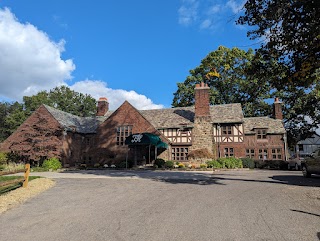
217, 157, 243, 169
178, 163, 185, 168
164, 160, 174, 168
241, 158, 255, 169
0, 152, 7, 165
206, 160, 222, 168
199, 163, 207, 168
42, 157, 62, 171
187, 148, 214, 159
154, 158, 165, 168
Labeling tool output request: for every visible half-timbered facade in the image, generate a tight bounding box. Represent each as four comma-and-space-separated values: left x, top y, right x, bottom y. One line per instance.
0, 82, 287, 167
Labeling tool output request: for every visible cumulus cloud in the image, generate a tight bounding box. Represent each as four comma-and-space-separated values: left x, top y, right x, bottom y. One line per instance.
70, 80, 164, 110
0, 8, 75, 100
0, 8, 164, 110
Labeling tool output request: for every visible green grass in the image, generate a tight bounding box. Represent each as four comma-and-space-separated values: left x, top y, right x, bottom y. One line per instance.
0, 176, 41, 195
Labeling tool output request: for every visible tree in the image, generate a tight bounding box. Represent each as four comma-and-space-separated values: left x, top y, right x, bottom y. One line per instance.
172, 46, 272, 117
24, 86, 97, 117
237, 0, 319, 88
238, 0, 320, 147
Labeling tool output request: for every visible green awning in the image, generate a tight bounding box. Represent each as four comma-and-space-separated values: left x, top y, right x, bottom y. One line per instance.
125, 133, 168, 149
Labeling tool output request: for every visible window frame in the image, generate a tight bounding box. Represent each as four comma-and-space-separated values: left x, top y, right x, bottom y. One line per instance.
116, 125, 133, 146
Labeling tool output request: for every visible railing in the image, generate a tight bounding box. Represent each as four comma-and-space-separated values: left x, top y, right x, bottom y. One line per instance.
0, 164, 31, 190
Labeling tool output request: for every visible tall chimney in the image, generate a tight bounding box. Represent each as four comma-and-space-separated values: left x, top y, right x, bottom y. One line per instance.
195, 82, 210, 117
273, 97, 283, 120
96, 97, 109, 116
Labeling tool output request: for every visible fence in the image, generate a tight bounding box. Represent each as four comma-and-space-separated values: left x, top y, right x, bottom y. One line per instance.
0, 164, 31, 192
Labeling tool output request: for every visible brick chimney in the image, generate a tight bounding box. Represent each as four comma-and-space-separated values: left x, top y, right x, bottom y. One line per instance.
273, 97, 283, 120
96, 97, 109, 116
195, 82, 210, 117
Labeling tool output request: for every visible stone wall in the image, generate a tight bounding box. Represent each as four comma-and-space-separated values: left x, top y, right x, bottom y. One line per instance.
190, 116, 214, 154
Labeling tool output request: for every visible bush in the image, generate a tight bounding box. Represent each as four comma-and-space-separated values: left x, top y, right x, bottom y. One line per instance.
42, 157, 62, 171
154, 158, 165, 168
164, 160, 174, 168
256, 160, 287, 170
241, 158, 255, 169
187, 148, 214, 159
178, 163, 185, 168
0, 152, 7, 165
206, 160, 222, 168
217, 157, 243, 169
199, 163, 207, 168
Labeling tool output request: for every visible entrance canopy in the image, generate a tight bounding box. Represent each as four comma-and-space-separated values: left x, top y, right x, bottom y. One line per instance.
125, 133, 168, 149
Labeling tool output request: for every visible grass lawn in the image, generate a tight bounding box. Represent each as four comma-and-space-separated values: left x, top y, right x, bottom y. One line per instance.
0, 176, 41, 195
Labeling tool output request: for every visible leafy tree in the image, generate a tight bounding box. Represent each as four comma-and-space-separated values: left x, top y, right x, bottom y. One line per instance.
237, 0, 319, 88
238, 0, 320, 147
172, 46, 272, 117
24, 86, 97, 117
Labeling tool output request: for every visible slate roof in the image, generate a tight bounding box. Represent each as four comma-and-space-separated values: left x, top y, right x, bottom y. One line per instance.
140, 103, 244, 128
243, 117, 285, 134
44, 105, 100, 134
43, 103, 285, 135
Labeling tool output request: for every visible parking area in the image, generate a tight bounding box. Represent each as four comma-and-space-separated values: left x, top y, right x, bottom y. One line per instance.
1, 169, 320, 241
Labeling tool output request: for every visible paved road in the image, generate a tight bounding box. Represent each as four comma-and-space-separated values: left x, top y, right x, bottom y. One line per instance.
1, 169, 320, 241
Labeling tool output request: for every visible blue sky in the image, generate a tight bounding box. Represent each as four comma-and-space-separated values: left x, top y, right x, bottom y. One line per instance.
0, 0, 256, 110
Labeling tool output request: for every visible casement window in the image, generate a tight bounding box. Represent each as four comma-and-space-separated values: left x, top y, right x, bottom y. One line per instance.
172, 147, 189, 161
222, 125, 232, 135
256, 129, 267, 139
246, 149, 255, 158
224, 147, 234, 157
258, 149, 268, 160
272, 148, 282, 160
116, 126, 132, 145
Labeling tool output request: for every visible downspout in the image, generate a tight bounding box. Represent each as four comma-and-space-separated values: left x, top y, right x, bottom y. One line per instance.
283, 133, 288, 161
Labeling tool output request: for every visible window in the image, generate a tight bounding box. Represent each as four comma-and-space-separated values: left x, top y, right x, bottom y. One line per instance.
246, 149, 255, 158
298, 144, 304, 152
258, 149, 268, 160
257, 129, 267, 139
116, 126, 132, 145
224, 148, 234, 157
272, 148, 282, 160
172, 147, 189, 161
222, 125, 232, 135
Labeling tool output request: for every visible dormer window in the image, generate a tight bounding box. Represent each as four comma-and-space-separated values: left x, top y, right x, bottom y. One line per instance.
256, 129, 267, 139
222, 125, 232, 135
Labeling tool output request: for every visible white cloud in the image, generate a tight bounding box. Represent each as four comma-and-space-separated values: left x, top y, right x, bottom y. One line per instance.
0, 8, 75, 100
0, 8, 164, 110
70, 80, 164, 110
226, 0, 245, 14
200, 19, 212, 29
178, 0, 199, 26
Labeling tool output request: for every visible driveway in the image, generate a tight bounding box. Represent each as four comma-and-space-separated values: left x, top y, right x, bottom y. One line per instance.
1, 169, 320, 241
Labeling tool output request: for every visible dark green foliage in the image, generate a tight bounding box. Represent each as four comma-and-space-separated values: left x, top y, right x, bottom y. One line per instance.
154, 158, 165, 168
172, 46, 272, 117
238, 0, 320, 147
164, 160, 174, 169
117, 160, 134, 168
206, 160, 222, 168
217, 157, 243, 169
42, 157, 62, 171
254, 160, 288, 170
241, 158, 255, 169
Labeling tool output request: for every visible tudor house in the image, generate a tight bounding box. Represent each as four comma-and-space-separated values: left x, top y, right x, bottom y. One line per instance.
0, 82, 287, 167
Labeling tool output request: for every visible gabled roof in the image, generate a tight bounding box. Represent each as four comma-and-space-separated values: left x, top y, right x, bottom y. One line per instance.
243, 117, 285, 134
140, 103, 244, 129
44, 105, 100, 134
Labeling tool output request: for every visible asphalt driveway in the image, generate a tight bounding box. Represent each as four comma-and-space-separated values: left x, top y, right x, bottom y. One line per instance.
1, 169, 320, 241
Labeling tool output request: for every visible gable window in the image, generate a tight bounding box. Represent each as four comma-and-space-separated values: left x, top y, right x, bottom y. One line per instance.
258, 149, 268, 160
224, 147, 234, 157
222, 125, 232, 135
116, 126, 132, 145
272, 148, 282, 160
246, 149, 255, 158
172, 147, 189, 161
257, 129, 267, 139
